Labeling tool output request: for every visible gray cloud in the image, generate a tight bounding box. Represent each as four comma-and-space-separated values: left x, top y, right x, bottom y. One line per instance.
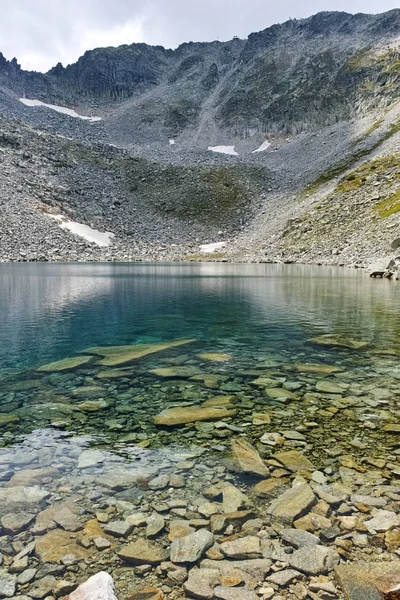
1, 0, 398, 72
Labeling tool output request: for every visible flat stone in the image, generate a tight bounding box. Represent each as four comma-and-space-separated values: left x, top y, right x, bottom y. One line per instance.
313, 484, 350, 505
17, 569, 37, 585
365, 510, 400, 533
213, 586, 257, 600
383, 424, 400, 434
77, 450, 104, 469
252, 413, 271, 426
200, 559, 272, 580
267, 569, 301, 586
169, 520, 195, 542
170, 530, 214, 564
281, 529, 320, 548
252, 479, 287, 498
289, 363, 344, 375
78, 400, 109, 412
35, 502, 81, 532
52, 505, 82, 532
231, 439, 269, 477
220, 536, 262, 560
264, 388, 297, 400
0, 487, 50, 512
118, 539, 169, 565
146, 514, 165, 538
335, 562, 400, 600
148, 474, 170, 490
154, 406, 237, 426
126, 588, 162, 600
37, 355, 93, 372
266, 484, 316, 525
28, 575, 56, 599
96, 369, 134, 379
184, 568, 220, 600
0, 571, 16, 598
1, 512, 36, 534
84, 339, 196, 366
149, 366, 202, 379
198, 353, 232, 363
6, 467, 58, 487
315, 381, 344, 394
97, 469, 137, 490
93, 537, 111, 550
35, 529, 89, 563
126, 513, 148, 527
306, 334, 369, 350
273, 450, 314, 472
289, 545, 340, 575
69, 571, 117, 600
103, 520, 133, 538
350, 495, 386, 507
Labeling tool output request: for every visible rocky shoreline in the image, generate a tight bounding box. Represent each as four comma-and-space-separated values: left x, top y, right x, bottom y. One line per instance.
1, 334, 400, 600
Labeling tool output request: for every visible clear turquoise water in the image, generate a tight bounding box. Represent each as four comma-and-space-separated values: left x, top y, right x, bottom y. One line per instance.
0, 262, 399, 375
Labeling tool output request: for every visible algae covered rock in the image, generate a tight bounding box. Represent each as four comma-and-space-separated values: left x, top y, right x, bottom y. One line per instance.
154, 406, 237, 426
37, 355, 93, 372
82, 339, 196, 366
306, 334, 369, 350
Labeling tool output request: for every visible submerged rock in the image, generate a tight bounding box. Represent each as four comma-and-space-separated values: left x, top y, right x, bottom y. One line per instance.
170, 530, 214, 563
306, 334, 369, 350
83, 339, 196, 366
37, 355, 93, 372
231, 439, 269, 477
335, 562, 400, 600
154, 406, 237, 426
118, 539, 169, 565
289, 545, 340, 575
266, 483, 316, 524
148, 366, 202, 378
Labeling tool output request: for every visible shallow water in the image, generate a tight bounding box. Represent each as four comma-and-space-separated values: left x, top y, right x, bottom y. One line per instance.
0, 263, 400, 594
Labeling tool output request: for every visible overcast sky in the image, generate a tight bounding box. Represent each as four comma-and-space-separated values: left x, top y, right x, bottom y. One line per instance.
1, 0, 398, 72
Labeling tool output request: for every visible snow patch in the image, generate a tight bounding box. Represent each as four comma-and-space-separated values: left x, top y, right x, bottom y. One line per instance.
208, 146, 238, 156
20, 98, 101, 121
199, 241, 226, 254
169, 139, 175, 145
253, 140, 271, 153
49, 215, 114, 247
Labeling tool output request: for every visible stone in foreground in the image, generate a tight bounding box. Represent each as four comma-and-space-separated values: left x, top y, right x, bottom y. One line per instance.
184, 568, 220, 600
231, 439, 269, 477
335, 562, 400, 600
0, 570, 17, 598
289, 544, 340, 575
266, 483, 316, 524
154, 406, 237, 426
68, 571, 117, 600
170, 530, 214, 563
118, 539, 169, 565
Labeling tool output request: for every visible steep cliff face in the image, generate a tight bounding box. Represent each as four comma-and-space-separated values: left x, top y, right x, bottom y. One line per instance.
2, 10, 400, 141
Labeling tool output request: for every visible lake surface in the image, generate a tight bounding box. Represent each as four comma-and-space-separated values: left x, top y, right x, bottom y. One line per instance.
0, 263, 399, 596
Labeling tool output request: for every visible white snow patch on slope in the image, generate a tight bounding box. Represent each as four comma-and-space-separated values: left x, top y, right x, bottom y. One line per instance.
199, 241, 226, 254
169, 139, 175, 145
208, 145, 238, 156
20, 98, 101, 121
49, 215, 114, 247
253, 140, 271, 153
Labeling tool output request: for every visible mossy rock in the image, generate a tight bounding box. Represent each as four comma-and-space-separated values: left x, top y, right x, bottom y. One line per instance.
82, 339, 196, 367
37, 355, 94, 372
306, 334, 370, 350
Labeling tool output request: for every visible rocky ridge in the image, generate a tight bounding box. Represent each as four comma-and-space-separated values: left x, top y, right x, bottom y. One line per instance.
0, 10, 400, 268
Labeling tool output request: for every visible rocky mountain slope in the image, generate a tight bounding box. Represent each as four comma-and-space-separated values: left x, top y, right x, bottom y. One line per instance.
0, 10, 400, 267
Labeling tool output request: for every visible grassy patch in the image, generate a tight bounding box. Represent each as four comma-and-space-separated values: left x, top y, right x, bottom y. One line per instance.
375, 189, 400, 218
337, 154, 400, 193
